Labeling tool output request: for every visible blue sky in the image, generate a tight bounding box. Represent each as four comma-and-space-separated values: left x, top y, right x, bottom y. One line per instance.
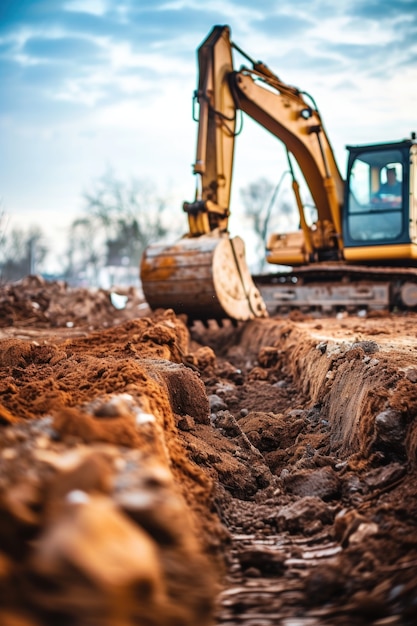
1, 0, 416, 269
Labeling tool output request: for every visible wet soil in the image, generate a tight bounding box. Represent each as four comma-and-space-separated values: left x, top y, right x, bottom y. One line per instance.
1, 276, 417, 625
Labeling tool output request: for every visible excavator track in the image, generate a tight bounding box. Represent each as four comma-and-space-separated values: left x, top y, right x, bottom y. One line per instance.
140, 234, 268, 324
254, 265, 417, 316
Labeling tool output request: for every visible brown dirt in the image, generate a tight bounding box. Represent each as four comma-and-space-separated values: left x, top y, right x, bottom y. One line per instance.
1, 276, 417, 625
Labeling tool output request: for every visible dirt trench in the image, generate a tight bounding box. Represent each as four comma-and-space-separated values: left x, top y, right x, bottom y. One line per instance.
192, 316, 417, 625
0, 277, 417, 625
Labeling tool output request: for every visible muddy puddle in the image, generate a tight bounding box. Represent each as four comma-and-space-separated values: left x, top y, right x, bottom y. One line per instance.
0, 277, 417, 625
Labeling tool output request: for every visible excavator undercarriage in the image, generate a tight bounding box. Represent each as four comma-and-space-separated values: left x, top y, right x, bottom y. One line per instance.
254, 265, 417, 317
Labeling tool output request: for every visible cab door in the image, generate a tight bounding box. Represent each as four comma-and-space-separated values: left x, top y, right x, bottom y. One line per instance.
409, 144, 417, 243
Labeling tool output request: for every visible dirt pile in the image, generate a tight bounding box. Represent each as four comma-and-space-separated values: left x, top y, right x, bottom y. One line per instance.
0, 296, 221, 626
1, 278, 417, 625
0, 275, 150, 329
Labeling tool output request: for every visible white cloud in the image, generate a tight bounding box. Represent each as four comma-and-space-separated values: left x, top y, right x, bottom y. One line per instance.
64, 0, 109, 16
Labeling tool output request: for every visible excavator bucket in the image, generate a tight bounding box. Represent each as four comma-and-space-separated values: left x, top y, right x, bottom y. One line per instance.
140, 234, 268, 323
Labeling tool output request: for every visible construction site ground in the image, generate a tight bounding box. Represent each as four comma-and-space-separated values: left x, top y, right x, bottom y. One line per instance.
1, 275, 417, 626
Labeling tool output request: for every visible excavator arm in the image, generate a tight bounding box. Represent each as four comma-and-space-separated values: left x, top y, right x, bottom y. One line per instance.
183, 25, 236, 236
186, 25, 345, 261
229, 67, 345, 256
140, 25, 269, 322
140, 25, 346, 322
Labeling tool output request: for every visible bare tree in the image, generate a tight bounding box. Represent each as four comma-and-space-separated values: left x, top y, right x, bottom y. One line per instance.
63, 171, 178, 286
240, 174, 295, 272
0, 220, 48, 283
63, 218, 104, 286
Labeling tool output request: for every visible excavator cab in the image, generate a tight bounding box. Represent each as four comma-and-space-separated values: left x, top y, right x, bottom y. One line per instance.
343, 139, 417, 263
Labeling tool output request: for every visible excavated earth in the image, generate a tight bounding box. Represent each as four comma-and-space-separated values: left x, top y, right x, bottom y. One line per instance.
1, 275, 417, 626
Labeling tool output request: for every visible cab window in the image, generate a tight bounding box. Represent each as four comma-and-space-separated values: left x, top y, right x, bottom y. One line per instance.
347, 149, 403, 242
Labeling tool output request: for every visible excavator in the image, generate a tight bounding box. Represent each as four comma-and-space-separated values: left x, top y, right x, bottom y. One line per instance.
140, 25, 417, 322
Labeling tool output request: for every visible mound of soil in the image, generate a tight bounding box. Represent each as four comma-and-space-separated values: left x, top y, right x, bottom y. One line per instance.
1, 277, 417, 625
